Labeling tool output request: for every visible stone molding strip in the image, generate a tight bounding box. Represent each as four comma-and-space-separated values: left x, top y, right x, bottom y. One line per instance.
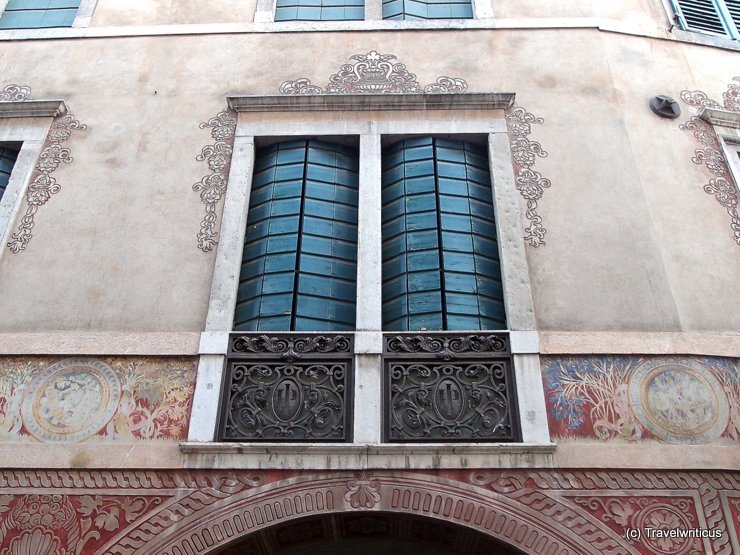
0, 100, 67, 118
540, 331, 740, 357
702, 107, 740, 129
180, 443, 556, 470
0, 332, 201, 355
227, 93, 515, 113
0, 331, 735, 356
0, 19, 739, 52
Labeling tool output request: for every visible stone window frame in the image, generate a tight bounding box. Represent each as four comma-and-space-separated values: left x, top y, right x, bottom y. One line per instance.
254, 0, 492, 23
0, 0, 98, 30
0, 98, 67, 258
183, 93, 553, 469
701, 107, 740, 198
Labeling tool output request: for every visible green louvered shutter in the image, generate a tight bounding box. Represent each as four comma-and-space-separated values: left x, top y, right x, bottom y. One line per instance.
0, 147, 19, 201
381, 137, 506, 331
234, 140, 359, 331
671, 0, 740, 38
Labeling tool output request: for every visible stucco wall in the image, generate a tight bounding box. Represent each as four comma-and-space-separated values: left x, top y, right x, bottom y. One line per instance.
0, 28, 737, 332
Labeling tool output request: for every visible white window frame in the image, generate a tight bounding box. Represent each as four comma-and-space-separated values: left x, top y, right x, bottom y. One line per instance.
184, 93, 553, 469
0, 99, 67, 263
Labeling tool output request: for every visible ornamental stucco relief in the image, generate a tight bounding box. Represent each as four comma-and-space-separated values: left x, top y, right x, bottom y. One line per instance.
0, 357, 196, 442
0, 85, 87, 253
680, 77, 740, 246
279, 50, 467, 95
543, 355, 739, 444
505, 106, 553, 247
192, 109, 236, 252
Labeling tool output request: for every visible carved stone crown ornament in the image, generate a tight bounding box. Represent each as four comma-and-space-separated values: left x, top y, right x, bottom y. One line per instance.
0, 85, 87, 253
680, 76, 740, 247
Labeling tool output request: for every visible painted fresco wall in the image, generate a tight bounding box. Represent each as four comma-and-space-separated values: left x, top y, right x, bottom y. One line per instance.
542, 355, 740, 445
0, 357, 196, 443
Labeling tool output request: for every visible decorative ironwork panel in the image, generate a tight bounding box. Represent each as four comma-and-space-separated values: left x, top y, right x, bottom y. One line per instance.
219, 333, 353, 442
383, 332, 517, 442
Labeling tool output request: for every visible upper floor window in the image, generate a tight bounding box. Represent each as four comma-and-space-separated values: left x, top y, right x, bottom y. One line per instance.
0, 0, 80, 29
382, 0, 473, 20
274, 0, 364, 21
670, 0, 740, 39
0, 145, 19, 201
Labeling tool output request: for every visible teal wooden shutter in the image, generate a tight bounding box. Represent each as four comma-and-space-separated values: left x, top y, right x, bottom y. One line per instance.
0, 147, 19, 201
671, 0, 740, 38
383, 0, 472, 20
234, 140, 359, 331
0, 0, 81, 29
381, 137, 505, 331
275, 0, 364, 21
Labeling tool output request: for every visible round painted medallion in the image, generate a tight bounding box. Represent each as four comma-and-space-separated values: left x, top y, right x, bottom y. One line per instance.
21, 359, 121, 442
628, 359, 729, 444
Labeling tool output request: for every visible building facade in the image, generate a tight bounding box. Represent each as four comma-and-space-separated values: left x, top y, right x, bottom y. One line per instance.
0, 0, 738, 553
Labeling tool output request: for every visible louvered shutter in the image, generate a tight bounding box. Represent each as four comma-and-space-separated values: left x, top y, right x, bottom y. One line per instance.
672, 0, 740, 38
381, 138, 506, 332
234, 140, 359, 332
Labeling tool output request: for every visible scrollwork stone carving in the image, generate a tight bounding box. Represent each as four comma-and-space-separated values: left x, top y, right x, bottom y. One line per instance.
0, 84, 31, 102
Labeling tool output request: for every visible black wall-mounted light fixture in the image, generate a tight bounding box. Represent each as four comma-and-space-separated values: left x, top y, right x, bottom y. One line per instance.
649, 95, 681, 119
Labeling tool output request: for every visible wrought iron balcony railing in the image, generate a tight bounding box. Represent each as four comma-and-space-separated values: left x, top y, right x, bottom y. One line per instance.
383, 332, 518, 442
218, 333, 353, 442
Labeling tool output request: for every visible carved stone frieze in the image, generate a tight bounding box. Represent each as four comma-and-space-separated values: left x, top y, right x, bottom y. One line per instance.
505, 106, 552, 247
279, 51, 468, 95
0, 469, 736, 555
193, 109, 236, 252
1, 84, 87, 253
679, 77, 740, 246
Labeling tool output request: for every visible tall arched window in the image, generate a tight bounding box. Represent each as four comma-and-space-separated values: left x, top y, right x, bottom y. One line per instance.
382, 137, 505, 331
234, 139, 359, 331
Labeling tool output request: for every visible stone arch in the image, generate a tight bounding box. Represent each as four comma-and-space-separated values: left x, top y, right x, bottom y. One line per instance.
107, 472, 633, 555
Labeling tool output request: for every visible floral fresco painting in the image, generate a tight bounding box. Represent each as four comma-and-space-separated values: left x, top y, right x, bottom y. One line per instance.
542, 355, 740, 444
0, 357, 196, 443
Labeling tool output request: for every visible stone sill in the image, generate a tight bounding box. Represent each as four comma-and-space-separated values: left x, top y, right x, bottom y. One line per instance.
0, 100, 67, 118
180, 442, 556, 470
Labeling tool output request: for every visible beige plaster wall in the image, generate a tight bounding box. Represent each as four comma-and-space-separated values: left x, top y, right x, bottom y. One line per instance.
90, 0, 257, 26
0, 28, 736, 332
